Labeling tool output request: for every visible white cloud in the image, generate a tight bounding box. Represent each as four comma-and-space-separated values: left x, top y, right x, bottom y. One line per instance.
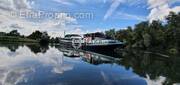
13, 0, 32, 10
125, 0, 146, 6
170, 0, 180, 5
145, 75, 166, 85
117, 12, 146, 21
0, 0, 84, 37
104, 0, 124, 20
53, 0, 113, 5
147, 0, 180, 22
0, 0, 31, 11
0, 46, 74, 85
148, 0, 168, 9
103, 0, 147, 21
0, 9, 39, 34
52, 0, 74, 6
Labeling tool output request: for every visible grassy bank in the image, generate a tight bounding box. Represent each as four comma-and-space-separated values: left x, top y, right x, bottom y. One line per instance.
0, 36, 38, 43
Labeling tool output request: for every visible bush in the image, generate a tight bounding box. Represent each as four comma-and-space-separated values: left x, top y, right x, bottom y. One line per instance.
168, 48, 178, 54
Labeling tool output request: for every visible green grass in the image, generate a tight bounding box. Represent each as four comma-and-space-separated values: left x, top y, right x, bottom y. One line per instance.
0, 36, 38, 43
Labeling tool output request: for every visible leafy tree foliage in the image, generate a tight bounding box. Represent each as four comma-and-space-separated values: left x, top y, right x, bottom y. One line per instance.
27, 31, 51, 44
105, 12, 180, 54
27, 30, 43, 40
7, 30, 20, 37
105, 29, 116, 39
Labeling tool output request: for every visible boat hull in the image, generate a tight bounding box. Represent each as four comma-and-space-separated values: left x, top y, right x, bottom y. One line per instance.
81, 44, 124, 56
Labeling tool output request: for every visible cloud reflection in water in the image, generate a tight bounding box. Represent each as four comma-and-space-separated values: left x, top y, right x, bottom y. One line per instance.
0, 46, 74, 85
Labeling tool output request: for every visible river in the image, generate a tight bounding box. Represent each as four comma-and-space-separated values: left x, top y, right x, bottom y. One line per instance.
0, 43, 179, 85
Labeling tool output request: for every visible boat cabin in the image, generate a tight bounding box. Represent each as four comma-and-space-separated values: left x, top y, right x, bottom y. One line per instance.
64, 34, 82, 40
83, 32, 106, 40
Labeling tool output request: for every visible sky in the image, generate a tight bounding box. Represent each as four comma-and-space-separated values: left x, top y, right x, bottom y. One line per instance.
0, 0, 180, 37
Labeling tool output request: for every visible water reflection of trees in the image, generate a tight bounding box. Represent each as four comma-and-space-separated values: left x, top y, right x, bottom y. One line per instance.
0, 43, 49, 54
26, 44, 49, 54
119, 50, 180, 85
0, 43, 23, 52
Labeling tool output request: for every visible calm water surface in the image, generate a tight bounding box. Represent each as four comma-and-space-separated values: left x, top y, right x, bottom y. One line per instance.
0, 43, 179, 85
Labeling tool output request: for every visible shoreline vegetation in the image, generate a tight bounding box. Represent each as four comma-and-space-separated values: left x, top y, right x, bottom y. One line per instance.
0, 12, 179, 55
0, 36, 38, 43
105, 12, 180, 55
0, 30, 60, 45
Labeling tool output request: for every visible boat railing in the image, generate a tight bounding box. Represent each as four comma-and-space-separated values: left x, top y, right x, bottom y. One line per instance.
85, 39, 122, 45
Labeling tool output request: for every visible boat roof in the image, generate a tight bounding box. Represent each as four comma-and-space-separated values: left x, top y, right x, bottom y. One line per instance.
84, 32, 106, 38
65, 34, 81, 38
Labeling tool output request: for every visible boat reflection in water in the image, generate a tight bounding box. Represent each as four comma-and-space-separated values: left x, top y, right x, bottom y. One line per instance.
60, 48, 121, 65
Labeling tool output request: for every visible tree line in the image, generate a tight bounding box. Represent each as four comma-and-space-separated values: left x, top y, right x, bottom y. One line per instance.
105, 12, 180, 54
0, 30, 60, 44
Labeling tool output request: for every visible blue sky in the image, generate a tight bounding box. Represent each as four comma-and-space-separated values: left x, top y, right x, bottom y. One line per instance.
0, 0, 179, 37
32, 0, 149, 31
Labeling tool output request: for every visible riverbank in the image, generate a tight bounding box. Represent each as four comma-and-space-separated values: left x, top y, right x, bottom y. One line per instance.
0, 36, 38, 43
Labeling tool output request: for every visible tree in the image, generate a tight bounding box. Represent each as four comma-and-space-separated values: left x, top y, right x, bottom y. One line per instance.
7, 30, 20, 37
149, 20, 165, 48
50, 37, 55, 43
116, 26, 133, 45
28, 31, 50, 44
105, 29, 116, 39
166, 12, 180, 52
0, 32, 6, 36
28, 31, 43, 40
40, 32, 50, 44
143, 33, 152, 48
130, 21, 149, 48
103, 12, 180, 54
55, 37, 60, 43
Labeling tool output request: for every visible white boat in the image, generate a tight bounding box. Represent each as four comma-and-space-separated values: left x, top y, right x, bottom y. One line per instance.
60, 33, 124, 51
